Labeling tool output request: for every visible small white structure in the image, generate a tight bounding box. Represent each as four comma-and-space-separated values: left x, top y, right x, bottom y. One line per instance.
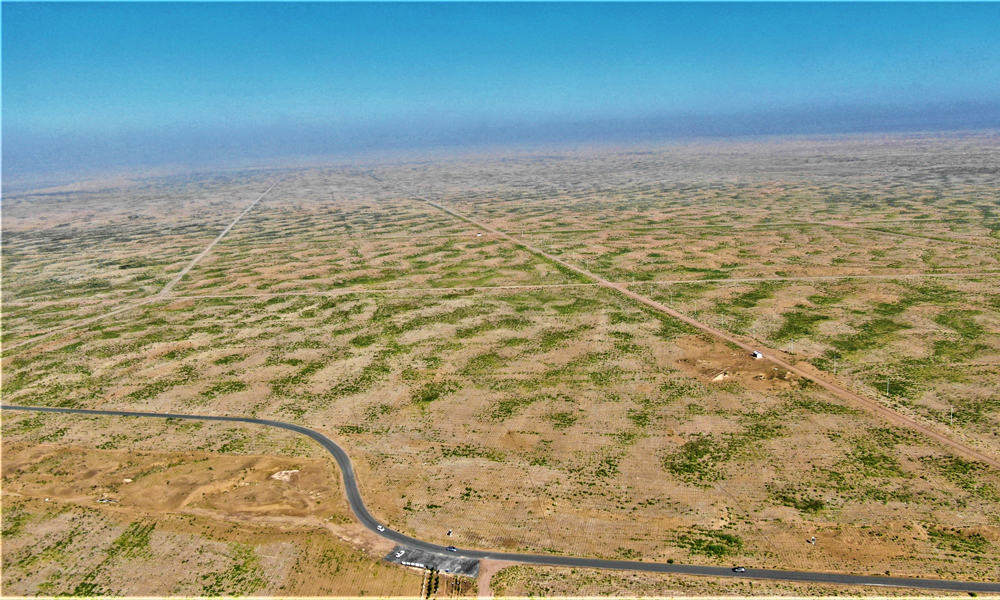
751, 351, 763, 360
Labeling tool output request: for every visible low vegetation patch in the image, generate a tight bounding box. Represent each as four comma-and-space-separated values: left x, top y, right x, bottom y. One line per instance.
411, 380, 460, 406
829, 318, 909, 355
201, 380, 248, 399
664, 418, 782, 485
488, 394, 547, 421
921, 456, 1000, 503
440, 444, 505, 462
675, 530, 743, 558
773, 310, 829, 341
771, 485, 826, 513
108, 521, 155, 560
549, 411, 579, 429
927, 527, 991, 554
730, 282, 783, 308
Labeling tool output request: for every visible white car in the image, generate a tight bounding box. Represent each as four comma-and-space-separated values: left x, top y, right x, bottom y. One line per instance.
394, 550, 405, 558
732, 566, 746, 573
376, 525, 385, 532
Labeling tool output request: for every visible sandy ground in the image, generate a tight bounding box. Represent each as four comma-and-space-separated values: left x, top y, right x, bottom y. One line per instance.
478, 559, 519, 599
0, 440, 431, 596
4, 133, 1000, 597
486, 564, 995, 598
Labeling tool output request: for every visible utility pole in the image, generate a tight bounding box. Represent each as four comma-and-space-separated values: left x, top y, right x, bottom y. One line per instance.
886, 377, 890, 396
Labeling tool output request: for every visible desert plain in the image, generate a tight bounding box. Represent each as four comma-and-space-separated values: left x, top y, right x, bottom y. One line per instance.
3, 132, 1000, 597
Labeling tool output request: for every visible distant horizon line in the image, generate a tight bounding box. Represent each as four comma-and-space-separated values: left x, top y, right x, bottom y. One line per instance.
4, 110, 1000, 193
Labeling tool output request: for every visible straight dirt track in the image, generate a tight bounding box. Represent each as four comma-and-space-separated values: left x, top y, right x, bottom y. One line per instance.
5, 171, 999, 592
4, 175, 286, 352
424, 200, 1000, 472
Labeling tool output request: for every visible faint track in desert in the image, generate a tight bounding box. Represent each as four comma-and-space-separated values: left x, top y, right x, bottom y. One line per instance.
158, 175, 285, 296
6, 167, 995, 351
4, 175, 286, 352
5, 270, 999, 310
6, 173, 998, 472
423, 199, 1000, 471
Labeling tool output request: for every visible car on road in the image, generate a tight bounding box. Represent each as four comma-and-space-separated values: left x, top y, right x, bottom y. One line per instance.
446, 546, 457, 552
733, 567, 746, 573
394, 550, 405, 558
376, 525, 385, 532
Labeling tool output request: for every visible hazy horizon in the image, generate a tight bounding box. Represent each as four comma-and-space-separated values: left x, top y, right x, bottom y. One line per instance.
4, 2, 1000, 185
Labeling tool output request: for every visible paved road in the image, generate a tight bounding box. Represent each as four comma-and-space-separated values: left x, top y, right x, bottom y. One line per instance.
5, 405, 998, 593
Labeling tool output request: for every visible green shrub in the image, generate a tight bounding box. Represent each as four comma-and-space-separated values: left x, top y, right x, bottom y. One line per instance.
201, 380, 249, 399
772, 486, 826, 513
830, 318, 909, 354
773, 310, 829, 341
549, 412, 579, 429
934, 310, 983, 339
664, 420, 782, 485
107, 521, 155, 560
489, 395, 544, 421
463, 352, 504, 376
441, 444, 505, 462
730, 282, 782, 308
921, 456, 1000, 502
411, 380, 460, 405
349, 333, 378, 348
927, 528, 991, 553
675, 530, 743, 558
213, 354, 246, 366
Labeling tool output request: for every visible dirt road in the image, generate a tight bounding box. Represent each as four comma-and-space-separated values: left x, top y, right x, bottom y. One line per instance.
426, 200, 1000, 471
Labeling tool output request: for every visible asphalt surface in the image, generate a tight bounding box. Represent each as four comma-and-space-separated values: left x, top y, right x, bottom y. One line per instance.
5, 404, 999, 593
384, 545, 480, 577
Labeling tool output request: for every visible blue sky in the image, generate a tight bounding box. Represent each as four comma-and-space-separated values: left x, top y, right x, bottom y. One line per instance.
4, 2, 1000, 181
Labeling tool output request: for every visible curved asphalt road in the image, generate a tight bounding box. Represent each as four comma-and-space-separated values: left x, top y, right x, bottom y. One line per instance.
5, 405, 998, 594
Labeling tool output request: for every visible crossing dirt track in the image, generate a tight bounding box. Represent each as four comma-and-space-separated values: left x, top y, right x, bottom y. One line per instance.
4, 133, 1000, 595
